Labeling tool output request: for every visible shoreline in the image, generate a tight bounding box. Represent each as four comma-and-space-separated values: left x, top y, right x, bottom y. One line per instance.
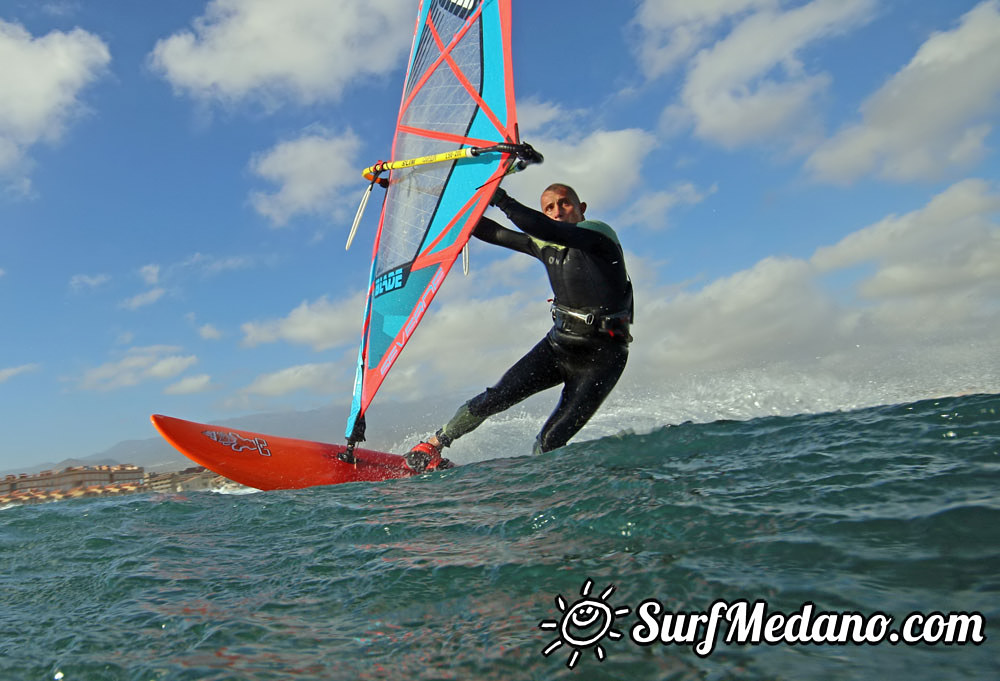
0, 464, 240, 508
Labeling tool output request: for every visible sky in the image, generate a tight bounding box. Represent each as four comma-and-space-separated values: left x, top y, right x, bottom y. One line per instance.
2, 0, 999, 472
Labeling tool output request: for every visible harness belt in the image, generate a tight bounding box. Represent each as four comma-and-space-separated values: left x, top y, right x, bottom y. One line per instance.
551, 302, 632, 340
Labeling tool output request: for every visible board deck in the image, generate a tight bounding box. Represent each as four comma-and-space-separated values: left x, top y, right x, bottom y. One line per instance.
151, 414, 418, 490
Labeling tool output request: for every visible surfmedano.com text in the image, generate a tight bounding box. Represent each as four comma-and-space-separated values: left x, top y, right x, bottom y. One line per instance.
631, 599, 986, 657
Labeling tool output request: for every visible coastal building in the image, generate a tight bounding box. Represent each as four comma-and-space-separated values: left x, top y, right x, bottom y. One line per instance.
146, 467, 223, 493
0, 464, 236, 507
0, 464, 145, 494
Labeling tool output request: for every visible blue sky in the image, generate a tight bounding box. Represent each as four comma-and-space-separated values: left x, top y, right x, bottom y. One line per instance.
2, 0, 999, 472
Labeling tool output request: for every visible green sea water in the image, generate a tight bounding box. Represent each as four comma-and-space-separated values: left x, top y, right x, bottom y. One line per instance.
2, 393, 998, 680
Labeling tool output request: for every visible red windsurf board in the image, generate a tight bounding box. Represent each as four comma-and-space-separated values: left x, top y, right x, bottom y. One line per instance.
151, 414, 418, 490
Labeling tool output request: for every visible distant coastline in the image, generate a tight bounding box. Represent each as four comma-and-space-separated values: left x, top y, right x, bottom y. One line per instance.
0, 464, 242, 507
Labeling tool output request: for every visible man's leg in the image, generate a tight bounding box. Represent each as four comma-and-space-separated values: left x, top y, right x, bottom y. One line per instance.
436, 337, 563, 447
534, 342, 628, 453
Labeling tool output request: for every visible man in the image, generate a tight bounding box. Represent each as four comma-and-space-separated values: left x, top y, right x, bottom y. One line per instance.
405, 183, 633, 472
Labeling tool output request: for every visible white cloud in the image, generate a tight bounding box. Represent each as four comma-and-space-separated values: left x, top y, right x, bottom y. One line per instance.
621, 178, 1000, 387
40, 3, 82, 19
115, 253, 268, 314
150, 0, 412, 107
616, 182, 718, 230
79, 346, 197, 391
813, 179, 1000, 270
677, 0, 875, 149
241, 294, 364, 351
0, 363, 40, 384
165, 374, 212, 395
0, 138, 19, 169
502, 127, 660, 215
501, 120, 716, 232
517, 98, 584, 135
199, 323, 222, 340
139, 264, 160, 285
147, 355, 198, 379
69, 273, 110, 291
181, 252, 259, 275
0, 19, 110, 187
242, 362, 341, 397
249, 129, 363, 226
637, 256, 840, 371
812, 178, 1000, 301
633, 0, 876, 150
184, 312, 224, 340
631, 0, 778, 78
120, 288, 166, 310
808, 0, 1000, 183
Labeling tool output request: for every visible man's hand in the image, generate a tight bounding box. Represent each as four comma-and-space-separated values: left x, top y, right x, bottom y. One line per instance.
489, 186, 510, 208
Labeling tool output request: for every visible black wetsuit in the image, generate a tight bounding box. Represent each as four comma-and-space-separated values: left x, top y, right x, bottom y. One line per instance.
438, 195, 632, 453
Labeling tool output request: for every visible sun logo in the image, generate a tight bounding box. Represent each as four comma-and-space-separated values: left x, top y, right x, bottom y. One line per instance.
539, 579, 631, 669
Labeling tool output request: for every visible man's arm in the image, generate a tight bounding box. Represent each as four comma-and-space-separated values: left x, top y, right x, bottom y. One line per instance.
472, 216, 535, 255
492, 191, 618, 256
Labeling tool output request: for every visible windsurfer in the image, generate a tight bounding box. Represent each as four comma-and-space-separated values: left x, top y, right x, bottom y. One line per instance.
405, 184, 633, 472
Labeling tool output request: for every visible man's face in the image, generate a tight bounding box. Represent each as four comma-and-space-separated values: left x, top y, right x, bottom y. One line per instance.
540, 188, 586, 223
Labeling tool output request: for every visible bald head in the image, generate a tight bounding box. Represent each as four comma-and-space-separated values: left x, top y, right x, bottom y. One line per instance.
540, 183, 587, 223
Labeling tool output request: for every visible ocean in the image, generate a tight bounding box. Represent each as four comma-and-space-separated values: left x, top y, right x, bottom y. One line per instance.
1, 392, 997, 680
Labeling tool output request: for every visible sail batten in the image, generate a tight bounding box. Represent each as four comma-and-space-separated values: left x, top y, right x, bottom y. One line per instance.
396, 125, 498, 148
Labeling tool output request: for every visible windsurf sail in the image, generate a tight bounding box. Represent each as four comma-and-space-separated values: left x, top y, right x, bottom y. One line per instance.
344, 0, 540, 447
